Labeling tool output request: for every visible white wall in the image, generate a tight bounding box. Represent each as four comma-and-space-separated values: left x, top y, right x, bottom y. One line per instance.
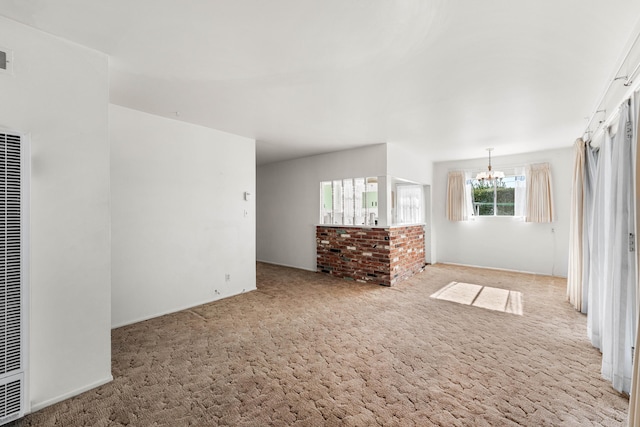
387, 143, 434, 263
387, 142, 433, 185
433, 147, 572, 276
110, 105, 256, 328
0, 17, 112, 410
257, 144, 387, 271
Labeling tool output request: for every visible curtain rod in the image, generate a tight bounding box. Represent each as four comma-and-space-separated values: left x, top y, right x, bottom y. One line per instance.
447, 161, 548, 174
624, 60, 640, 87
583, 23, 640, 141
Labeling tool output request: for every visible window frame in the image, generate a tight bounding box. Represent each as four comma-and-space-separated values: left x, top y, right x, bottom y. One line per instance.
469, 172, 525, 219
320, 177, 379, 226
395, 183, 423, 225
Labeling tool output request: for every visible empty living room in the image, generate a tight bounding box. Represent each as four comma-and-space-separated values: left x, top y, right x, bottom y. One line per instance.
2, 1, 640, 426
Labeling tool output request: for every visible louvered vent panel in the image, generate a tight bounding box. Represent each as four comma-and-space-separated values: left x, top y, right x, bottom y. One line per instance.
0, 133, 21, 377
0, 377, 21, 422
0, 132, 23, 425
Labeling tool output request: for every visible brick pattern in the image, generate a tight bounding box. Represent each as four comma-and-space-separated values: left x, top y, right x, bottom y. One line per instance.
388, 226, 426, 285
316, 225, 425, 286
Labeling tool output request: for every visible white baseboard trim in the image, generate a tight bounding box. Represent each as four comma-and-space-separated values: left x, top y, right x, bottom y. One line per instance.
111, 287, 257, 329
30, 375, 113, 413
256, 259, 316, 272
437, 262, 567, 278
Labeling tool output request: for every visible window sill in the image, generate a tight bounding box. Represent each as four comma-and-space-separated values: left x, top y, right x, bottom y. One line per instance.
470, 215, 525, 222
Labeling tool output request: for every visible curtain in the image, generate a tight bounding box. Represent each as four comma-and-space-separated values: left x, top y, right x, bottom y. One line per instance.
586, 99, 637, 393
629, 90, 640, 425
601, 99, 636, 392
582, 144, 599, 314
587, 130, 610, 351
513, 167, 526, 218
567, 139, 586, 311
397, 184, 422, 224
525, 163, 554, 222
446, 171, 469, 221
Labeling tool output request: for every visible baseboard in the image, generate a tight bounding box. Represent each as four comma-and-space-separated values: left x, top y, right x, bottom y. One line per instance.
256, 259, 316, 272
437, 262, 567, 278
111, 287, 257, 329
30, 375, 113, 413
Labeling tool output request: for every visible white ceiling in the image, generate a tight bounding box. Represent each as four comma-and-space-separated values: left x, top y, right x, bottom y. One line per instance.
1, 0, 639, 165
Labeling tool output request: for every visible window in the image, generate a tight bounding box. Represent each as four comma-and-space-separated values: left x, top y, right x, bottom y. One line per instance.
471, 173, 525, 217
320, 177, 378, 225
395, 184, 423, 224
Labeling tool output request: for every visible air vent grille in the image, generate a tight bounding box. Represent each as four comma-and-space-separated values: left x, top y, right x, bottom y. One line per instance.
0, 133, 22, 376
0, 377, 21, 421
0, 132, 24, 425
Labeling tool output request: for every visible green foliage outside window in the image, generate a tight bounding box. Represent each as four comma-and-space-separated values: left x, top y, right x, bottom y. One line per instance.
472, 180, 515, 216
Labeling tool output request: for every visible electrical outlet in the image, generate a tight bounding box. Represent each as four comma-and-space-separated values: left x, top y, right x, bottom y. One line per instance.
225, 274, 231, 282
551, 227, 555, 233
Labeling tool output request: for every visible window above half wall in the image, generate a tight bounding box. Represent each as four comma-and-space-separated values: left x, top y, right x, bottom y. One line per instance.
320, 177, 379, 226
319, 176, 426, 227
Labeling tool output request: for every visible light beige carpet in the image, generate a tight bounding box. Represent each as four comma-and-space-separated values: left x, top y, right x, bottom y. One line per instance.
10, 263, 628, 426
431, 281, 523, 315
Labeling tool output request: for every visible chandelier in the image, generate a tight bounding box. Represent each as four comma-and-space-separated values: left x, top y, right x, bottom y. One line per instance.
475, 148, 504, 181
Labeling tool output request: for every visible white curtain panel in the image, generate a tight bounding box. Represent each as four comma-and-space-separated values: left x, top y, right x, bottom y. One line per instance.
587, 130, 610, 351
587, 99, 637, 394
629, 90, 640, 426
513, 167, 527, 218
446, 171, 469, 221
582, 144, 599, 314
397, 184, 422, 224
567, 139, 586, 311
525, 163, 554, 223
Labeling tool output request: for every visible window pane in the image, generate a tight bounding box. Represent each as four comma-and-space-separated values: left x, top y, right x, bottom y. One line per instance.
354, 178, 366, 225
332, 180, 343, 224
471, 175, 523, 217
343, 179, 354, 225
364, 178, 378, 225
320, 181, 332, 224
472, 180, 495, 216
397, 184, 422, 224
496, 177, 516, 216
319, 177, 382, 225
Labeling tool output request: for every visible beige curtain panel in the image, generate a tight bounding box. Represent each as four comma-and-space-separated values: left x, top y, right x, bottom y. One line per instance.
446, 171, 467, 221
567, 139, 585, 311
525, 163, 554, 223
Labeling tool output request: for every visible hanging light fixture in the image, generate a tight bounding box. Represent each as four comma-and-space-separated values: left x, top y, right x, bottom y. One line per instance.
475, 148, 504, 181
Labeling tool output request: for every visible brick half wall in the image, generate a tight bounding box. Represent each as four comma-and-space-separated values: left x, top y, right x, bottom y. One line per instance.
316, 225, 426, 286
389, 226, 426, 285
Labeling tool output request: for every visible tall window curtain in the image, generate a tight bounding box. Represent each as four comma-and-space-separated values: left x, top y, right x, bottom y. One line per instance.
525, 163, 554, 222
567, 139, 586, 312
586, 99, 637, 393
586, 130, 609, 351
446, 171, 470, 221
397, 184, 422, 224
629, 90, 640, 425
582, 144, 599, 314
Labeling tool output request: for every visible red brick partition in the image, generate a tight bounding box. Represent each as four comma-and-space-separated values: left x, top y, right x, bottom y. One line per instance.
316, 225, 426, 286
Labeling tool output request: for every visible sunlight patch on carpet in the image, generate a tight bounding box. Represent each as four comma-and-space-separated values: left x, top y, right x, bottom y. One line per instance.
430, 282, 523, 315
